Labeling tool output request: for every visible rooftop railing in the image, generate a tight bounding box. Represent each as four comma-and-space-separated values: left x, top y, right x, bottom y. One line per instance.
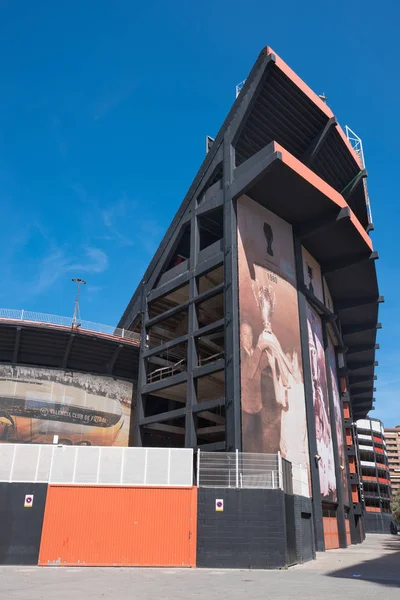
0, 308, 140, 344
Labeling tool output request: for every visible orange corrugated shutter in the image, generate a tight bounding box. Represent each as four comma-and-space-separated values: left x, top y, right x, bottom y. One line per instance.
345, 519, 351, 546
39, 486, 197, 567
323, 516, 339, 550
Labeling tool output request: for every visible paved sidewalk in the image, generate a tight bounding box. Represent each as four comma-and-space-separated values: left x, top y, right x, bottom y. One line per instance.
0, 535, 398, 600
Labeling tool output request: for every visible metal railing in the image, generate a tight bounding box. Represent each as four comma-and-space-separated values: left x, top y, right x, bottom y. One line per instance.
147, 359, 186, 383
197, 450, 309, 496
197, 451, 282, 489
199, 352, 224, 366
0, 308, 140, 344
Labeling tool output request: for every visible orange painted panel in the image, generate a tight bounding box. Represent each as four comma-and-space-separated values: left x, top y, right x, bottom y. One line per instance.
39, 486, 197, 567
375, 447, 384, 454
349, 456, 356, 474
345, 519, 351, 546
365, 506, 381, 513
351, 486, 359, 503
323, 516, 339, 550
343, 404, 350, 419
346, 432, 353, 445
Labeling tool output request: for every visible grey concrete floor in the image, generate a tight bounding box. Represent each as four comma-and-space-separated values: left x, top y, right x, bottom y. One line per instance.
0, 534, 399, 600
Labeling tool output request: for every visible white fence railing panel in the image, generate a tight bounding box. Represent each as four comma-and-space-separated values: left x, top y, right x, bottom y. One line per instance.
0, 444, 193, 487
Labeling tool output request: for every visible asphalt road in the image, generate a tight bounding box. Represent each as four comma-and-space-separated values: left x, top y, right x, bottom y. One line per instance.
0, 534, 398, 600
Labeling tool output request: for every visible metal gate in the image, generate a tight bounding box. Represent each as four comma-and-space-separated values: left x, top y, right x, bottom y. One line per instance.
39, 485, 197, 567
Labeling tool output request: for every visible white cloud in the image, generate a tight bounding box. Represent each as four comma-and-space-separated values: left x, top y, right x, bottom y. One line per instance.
34, 246, 108, 295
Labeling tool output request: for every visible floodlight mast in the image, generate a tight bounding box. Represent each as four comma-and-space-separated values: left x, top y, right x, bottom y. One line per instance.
71, 278, 86, 328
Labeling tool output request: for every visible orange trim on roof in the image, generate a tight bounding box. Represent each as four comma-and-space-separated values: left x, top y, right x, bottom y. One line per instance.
274, 142, 373, 251
265, 47, 334, 120
265, 47, 364, 172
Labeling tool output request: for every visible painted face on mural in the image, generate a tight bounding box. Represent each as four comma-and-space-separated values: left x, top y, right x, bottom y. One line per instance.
240, 322, 253, 352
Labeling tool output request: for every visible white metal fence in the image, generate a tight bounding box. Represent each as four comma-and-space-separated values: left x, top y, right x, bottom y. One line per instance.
197, 451, 282, 489
0, 308, 139, 343
197, 450, 309, 496
0, 444, 193, 487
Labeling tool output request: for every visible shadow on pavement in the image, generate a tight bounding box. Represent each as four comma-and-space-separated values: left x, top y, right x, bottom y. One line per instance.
326, 538, 400, 588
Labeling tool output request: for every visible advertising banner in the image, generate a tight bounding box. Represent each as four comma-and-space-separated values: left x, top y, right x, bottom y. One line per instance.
237, 195, 310, 488
0, 365, 134, 446
306, 304, 337, 502
327, 336, 349, 506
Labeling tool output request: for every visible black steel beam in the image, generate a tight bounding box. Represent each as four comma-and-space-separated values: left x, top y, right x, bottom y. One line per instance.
12, 327, 21, 365
134, 288, 148, 447
139, 407, 187, 426
230, 146, 280, 201
193, 358, 225, 380
145, 282, 224, 328
196, 440, 226, 452
223, 138, 242, 453
348, 360, 378, 371
341, 169, 367, 201
142, 371, 188, 395
145, 211, 192, 293
194, 251, 224, 277
194, 318, 225, 339
230, 52, 276, 143
185, 210, 200, 449
143, 334, 188, 359
147, 271, 191, 303
302, 285, 335, 320
196, 188, 224, 216
322, 251, 378, 275
302, 116, 337, 166
107, 344, 123, 375
351, 388, 375, 397
294, 206, 350, 241
349, 375, 377, 386
192, 397, 225, 414
335, 295, 383, 312
293, 236, 325, 552
342, 322, 381, 335
346, 343, 379, 355
62, 333, 75, 369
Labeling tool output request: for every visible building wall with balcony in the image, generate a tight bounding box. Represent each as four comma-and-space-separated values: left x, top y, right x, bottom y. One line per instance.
384, 425, 400, 496
356, 418, 392, 533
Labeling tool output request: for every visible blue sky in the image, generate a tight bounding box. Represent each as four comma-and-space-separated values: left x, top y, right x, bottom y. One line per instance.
0, 1, 398, 425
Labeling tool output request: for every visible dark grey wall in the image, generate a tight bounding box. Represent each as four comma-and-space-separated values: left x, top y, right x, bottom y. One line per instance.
197, 488, 288, 569
293, 495, 315, 563
364, 512, 394, 534
0, 483, 48, 565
